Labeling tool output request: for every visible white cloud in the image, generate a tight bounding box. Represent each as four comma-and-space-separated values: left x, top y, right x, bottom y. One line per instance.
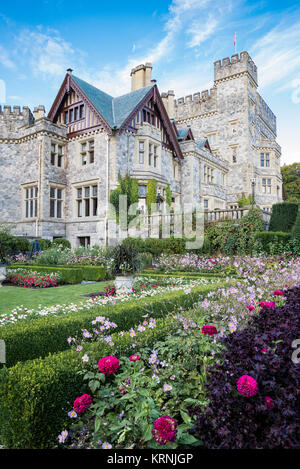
0, 45, 15, 69
15, 28, 76, 77
187, 16, 218, 48
252, 19, 300, 92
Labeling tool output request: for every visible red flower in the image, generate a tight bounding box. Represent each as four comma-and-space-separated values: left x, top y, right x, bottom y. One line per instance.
129, 354, 140, 361
237, 375, 258, 397
98, 356, 119, 375
264, 396, 274, 410
259, 301, 275, 309
273, 290, 283, 296
246, 305, 255, 311
202, 325, 218, 336
260, 348, 268, 354
152, 416, 178, 445
73, 394, 93, 414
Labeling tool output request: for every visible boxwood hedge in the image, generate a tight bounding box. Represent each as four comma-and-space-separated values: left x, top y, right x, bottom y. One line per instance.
0, 281, 229, 367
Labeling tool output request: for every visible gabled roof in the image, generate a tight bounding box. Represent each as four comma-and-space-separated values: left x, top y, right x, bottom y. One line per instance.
177, 127, 194, 142
72, 75, 153, 129
48, 73, 182, 159
72, 75, 114, 126
196, 138, 212, 152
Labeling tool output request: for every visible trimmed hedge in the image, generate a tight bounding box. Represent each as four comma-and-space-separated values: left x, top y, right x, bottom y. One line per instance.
0, 281, 229, 367
0, 314, 199, 449
269, 202, 298, 232
254, 231, 291, 253
122, 236, 187, 255
10, 264, 107, 284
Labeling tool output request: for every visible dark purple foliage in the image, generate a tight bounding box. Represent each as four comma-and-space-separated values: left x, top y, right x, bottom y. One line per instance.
189, 286, 300, 448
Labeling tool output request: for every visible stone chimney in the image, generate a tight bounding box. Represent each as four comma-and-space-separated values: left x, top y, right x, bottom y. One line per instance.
161, 90, 175, 119
33, 105, 45, 120
131, 63, 152, 91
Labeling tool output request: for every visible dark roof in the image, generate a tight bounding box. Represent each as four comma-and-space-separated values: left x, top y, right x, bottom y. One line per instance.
177, 128, 190, 141
72, 75, 153, 129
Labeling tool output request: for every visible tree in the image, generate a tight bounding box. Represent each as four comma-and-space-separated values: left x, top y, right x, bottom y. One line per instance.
291, 212, 300, 240
281, 163, 300, 202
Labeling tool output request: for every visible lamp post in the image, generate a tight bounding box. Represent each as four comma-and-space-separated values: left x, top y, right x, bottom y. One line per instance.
251, 178, 256, 207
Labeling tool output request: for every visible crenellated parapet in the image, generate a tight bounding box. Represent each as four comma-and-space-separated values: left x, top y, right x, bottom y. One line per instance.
214, 51, 257, 85
174, 88, 217, 120
0, 105, 34, 138
257, 93, 277, 135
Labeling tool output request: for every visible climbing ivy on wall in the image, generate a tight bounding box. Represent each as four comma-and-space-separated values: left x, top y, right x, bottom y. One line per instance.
166, 184, 172, 207
110, 173, 139, 225
146, 180, 157, 215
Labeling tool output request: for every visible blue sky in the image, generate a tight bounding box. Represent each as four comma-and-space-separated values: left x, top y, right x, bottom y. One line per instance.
0, 0, 299, 164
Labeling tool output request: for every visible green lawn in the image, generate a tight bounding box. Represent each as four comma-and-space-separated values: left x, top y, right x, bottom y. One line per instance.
0, 281, 111, 314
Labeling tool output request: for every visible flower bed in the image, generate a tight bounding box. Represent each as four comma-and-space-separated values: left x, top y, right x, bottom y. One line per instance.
0, 280, 225, 367
189, 285, 300, 449
5, 268, 62, 288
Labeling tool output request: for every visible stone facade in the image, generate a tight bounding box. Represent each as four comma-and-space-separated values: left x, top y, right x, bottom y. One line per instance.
171, 51, 282, 211
0, 51, 281, 246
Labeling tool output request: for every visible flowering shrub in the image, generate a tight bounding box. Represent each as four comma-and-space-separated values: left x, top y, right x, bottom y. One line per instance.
58, 312, 224, 449
189, 285, 300, 448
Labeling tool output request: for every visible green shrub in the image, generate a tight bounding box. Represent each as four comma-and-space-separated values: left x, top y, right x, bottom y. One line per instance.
12, 237, 31, 252
0, 281, 228, 367
269, 202, 298, 232
291, 212, 300, 240
52, 238, 71, 249
254, 232, 291, 253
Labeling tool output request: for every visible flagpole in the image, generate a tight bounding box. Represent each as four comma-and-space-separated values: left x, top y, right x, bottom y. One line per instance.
234, 32, 237, 54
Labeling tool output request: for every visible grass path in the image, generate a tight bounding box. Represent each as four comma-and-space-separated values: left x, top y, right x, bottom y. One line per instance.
0, 281, 111, 313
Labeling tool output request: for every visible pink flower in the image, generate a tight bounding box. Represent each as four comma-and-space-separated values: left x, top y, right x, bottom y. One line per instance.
260, 348, 268, 354
273, 290, 283, 296
237, 375, 258, 397
264, 396, 274, 410
246, 305, 255, 311
152, 416, 178, 445
202, 325, 218, 336
73, 394, 93, 414
98, 356, 119, 375
129, 354, 140, 361
259, 301, 275, 309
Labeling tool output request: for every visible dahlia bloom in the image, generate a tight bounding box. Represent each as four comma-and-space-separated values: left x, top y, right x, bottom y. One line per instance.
202, 325, 218, 336
264, 396, 274, 409
246, 305, 255, 311
73, 394, 93, 414
152, 416, 178, 445
260, 348, 268, 354
259, 301, 276, 309
273, 290, 284, 296
237, 375, 258, 397
129, 354, 140, 361
98, 356, 120, 375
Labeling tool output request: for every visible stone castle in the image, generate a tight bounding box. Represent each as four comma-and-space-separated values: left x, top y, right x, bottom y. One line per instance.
0, 51, 282, 246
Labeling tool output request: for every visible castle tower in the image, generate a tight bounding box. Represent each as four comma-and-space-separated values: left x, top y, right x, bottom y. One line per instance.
173, 51, 282, 209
